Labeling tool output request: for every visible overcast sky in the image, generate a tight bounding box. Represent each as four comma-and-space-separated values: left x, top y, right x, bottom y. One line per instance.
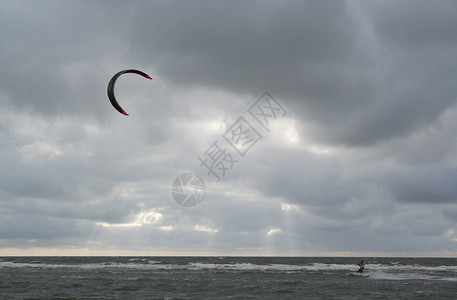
1, 0, 457, 256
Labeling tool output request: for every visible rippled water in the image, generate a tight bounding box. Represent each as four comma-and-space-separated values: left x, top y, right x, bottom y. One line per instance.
1, 257, 456, 299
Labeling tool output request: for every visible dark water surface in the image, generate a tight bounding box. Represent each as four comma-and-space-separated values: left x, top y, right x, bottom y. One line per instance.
1, 257, 456, 299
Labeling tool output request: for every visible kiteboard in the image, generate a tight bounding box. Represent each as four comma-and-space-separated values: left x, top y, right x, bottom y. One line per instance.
349, 272, 367, 277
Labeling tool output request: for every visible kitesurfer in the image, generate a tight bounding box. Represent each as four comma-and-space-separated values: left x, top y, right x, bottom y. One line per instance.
357, 260, 365, 272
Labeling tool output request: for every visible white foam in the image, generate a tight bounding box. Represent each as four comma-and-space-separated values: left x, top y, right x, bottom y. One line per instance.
368, 263, 457, 273
0, 260, 163, 270
367, 269, 457, 281
1, 260, 456, 282
187, 262, 357, 272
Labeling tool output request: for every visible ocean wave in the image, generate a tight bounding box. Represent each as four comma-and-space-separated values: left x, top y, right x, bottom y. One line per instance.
365, 263, 457, 272
0, 260, 162, 270
1, 260, 456, 280
367, 269, 457, 282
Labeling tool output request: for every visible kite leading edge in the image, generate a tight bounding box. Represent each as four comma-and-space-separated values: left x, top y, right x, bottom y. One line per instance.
107, 69, 152, 116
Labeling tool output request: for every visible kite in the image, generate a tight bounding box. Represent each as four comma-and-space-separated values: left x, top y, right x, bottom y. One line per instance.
107, 69, 152, 115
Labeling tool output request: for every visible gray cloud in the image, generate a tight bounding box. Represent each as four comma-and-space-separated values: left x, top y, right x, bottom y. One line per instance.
385, 167, 457, 203
1, 0, 457, 256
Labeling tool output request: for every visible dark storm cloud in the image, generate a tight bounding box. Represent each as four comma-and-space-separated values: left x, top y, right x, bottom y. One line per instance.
331, 0, 457, 146
122, 0, 457, 147
443, 206, 457, 222
385, 167, 457, 203
0, 1, 133, 118
3, 0, 456, 146
128, 1, 376, 134
131, 0, 366, 94
371, 0, 457, 47
0, 214, 94, 241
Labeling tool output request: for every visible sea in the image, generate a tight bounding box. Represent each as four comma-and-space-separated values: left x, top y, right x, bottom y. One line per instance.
1, 256, 456, 299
